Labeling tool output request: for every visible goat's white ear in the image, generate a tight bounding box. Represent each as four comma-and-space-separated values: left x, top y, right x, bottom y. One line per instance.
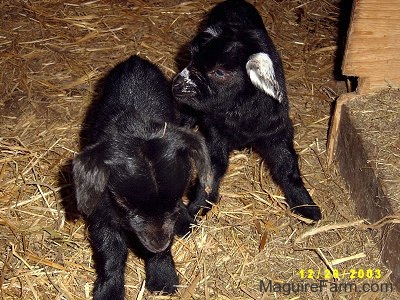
246, 52, 284, 103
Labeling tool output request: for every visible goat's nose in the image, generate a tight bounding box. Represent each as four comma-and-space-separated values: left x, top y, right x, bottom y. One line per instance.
149, 237, 170, 253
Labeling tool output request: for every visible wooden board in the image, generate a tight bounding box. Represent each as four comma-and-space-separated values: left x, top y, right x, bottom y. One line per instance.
342, 0, 400, 93
335, 91, 400, 288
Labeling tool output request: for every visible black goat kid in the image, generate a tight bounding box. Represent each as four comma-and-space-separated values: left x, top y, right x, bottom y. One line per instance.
73, 55, 212, 298
172, 0, 322, 221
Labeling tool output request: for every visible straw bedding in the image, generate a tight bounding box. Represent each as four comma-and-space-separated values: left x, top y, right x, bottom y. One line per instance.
0, 0, 398, 299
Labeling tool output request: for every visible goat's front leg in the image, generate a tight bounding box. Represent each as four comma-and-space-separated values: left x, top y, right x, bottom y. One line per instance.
188, 137, 229, 217
255, 137, 322, 221
88, 212, 128, 300
144, 247, 178, 294
174, 201, 196, 237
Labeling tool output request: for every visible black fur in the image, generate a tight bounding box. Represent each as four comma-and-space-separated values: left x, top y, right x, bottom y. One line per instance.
172, 0, 321, 221
73, 55, 212, 298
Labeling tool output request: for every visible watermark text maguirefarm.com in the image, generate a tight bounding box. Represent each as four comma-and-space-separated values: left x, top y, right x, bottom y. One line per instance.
260, 280, 393, 295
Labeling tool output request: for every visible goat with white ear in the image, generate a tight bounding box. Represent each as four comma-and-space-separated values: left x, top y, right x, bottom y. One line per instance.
172, 0, 322, 222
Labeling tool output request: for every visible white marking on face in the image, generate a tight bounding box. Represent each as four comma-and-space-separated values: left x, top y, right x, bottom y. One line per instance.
179, 67, 196, 91
180, 68, 191, 80
204, 26, 220, 37
246, 52, 284, 103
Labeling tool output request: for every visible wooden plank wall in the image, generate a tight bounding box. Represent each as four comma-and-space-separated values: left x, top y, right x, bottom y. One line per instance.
342, 0, 400, 93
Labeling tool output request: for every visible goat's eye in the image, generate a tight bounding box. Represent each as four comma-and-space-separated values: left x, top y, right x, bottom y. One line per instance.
209, 68, 229, 79
214, 69, 226, 77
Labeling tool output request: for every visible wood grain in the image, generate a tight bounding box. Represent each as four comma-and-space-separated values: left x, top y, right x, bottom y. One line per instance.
342, 0, 400, 93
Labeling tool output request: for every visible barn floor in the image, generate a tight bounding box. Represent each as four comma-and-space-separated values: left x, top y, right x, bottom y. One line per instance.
0, 0, 399, 299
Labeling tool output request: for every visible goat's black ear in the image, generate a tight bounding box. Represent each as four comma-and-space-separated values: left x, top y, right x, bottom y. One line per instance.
246, 52, 284, 103
177, 129, 213, 195
72, 143, 109, 216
